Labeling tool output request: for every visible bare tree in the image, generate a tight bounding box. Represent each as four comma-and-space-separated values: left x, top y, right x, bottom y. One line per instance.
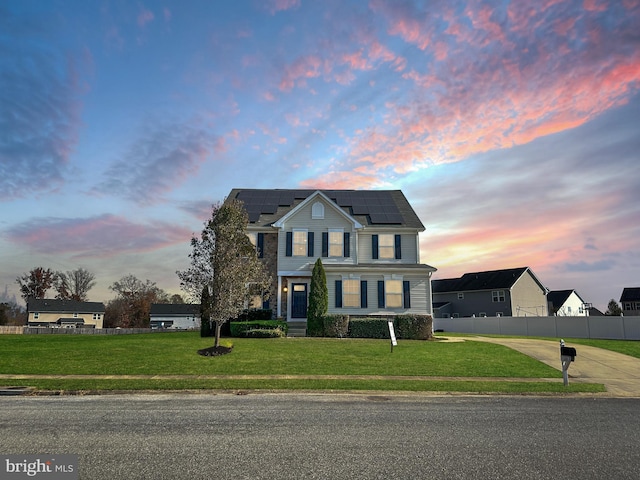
16, 267, 56, 303
107, 274, 168, 327
177, 200, 271, 348
55, 268, 97, 301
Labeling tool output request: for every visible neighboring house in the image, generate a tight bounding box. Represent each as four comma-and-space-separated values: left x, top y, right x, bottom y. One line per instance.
27, 298, 105, 328
431, 267, 549, 318
228, 188, 437, 326
547, 290, 589, 316
149, 304, 201, 330
620, 288, 640, 316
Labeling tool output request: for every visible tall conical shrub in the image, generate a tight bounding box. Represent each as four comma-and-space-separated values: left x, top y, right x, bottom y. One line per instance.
307, 258, 328, 336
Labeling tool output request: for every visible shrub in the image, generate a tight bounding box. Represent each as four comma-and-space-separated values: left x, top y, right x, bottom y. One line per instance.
242, 327, 285, 338
395, 314, 433, 340
235, 309, 273, 321
323, 314, 349, 338
307, 259, 328, 336
230, 320, 287, 337
348, 317, 391, 339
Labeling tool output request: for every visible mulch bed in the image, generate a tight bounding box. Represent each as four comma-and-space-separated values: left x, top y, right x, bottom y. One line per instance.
197, 345, 233, 357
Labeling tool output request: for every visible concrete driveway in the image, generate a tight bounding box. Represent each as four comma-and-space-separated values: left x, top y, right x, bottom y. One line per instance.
473, 336, 640, 397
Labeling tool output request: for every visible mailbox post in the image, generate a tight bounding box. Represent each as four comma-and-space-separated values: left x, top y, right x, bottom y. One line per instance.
559, 339, 577, 386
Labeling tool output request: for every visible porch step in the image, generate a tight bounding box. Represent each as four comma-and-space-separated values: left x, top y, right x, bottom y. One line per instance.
287, 321, 307, 337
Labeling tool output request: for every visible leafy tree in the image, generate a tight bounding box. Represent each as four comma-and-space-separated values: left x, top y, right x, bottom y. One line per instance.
200, 285, 213, 337
169, 293, 185, 304
307, 258, 328, 336
16, 267, 56, 303
177, 200, 271, 348
107, 274, 168, 328
54, 268, 97, 301
606, 299, 623, 316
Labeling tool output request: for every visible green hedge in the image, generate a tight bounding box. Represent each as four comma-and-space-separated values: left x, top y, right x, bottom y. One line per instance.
235, 309, 273, 321
395, 314, 433, 340
230, 320, 287, 337
323, 314, 349, 338
348, 317, 390, 339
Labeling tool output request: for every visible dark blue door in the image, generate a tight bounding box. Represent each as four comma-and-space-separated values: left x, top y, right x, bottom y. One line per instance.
291, 284, 307, 318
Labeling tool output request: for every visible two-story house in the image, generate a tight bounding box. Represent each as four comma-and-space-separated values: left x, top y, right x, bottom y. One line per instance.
432, 267, 549, 318
620, 288, 640, 315
227, 189, 437, 327
27, 298, 105, 328
547, 289, 589, 316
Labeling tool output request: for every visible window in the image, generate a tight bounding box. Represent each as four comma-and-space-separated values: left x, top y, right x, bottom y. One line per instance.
343, 279, 360, 308
452, 313, 460, 318
567, 306, 572, 314
492, 290, 505, 302
312, 202, 324, 219
328, 229, 343, 257
293, 229, 307, 256
378, 234, 395, 259
479, 312, 487, 317
247, 233, 257, 246
33, 312, 39, 319
458, 292, 464, 300
385, 279, 403, 308
93, 313, 101, 320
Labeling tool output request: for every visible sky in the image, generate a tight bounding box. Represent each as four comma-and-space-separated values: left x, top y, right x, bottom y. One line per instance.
1, 0, 639, 312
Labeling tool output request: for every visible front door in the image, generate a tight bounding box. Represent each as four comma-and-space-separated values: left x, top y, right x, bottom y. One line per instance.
291, 283, 308, 318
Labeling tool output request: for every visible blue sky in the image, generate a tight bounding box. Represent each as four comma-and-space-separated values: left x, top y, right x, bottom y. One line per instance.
1, 0, 639, 311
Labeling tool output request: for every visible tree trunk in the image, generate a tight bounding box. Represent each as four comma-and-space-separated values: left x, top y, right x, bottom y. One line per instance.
214, 322, 222, 348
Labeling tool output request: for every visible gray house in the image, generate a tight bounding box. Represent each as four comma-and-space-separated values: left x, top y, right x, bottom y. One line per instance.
149, 304, 201, 330
228, 188, 437, 329
432, 267, 549, 318
620, 288, 640, 316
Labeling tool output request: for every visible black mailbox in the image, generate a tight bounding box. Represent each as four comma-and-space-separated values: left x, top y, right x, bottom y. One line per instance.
561, 346, 577, 361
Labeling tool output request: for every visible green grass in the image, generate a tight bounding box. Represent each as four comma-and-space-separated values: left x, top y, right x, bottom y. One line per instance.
567, 339, 640, 359
0, 332, 604, 394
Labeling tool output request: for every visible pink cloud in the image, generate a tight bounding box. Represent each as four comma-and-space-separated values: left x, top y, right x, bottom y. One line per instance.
279, 55, 322, 91
6, 215, 192, 258
267, 0, 301, 15
322, 0, 640, 185
137, 8, 154, 27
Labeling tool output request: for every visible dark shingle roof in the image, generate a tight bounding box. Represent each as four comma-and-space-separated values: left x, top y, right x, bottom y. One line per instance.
620, 288, 640, 302
432, 267, 538, 293
27, 298, 105, 313
226, 188, 425, 230
150, 304, 200, 316
547, 290, 573, 309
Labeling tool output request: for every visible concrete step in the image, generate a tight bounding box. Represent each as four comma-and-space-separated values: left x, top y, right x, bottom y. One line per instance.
287, 321, 307, 337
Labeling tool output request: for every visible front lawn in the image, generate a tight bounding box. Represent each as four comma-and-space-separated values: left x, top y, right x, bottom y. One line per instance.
0, 332, 604, 394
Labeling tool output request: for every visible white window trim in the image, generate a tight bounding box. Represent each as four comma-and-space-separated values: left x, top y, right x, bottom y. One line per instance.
292, 228, 308, 257
342, 275, 360, 308
378, 233, 395, 259
328, 228, 344, 257
311, 202, 324, 219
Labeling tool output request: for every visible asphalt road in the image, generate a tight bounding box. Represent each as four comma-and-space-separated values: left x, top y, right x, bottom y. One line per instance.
1, 393, 639, 479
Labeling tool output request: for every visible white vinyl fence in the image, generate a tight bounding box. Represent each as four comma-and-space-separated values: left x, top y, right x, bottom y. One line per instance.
434, 316, 640, 340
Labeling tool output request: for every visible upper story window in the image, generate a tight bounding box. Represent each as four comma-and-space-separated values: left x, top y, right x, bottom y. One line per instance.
247, 233, 257, 246
458, 292, 464, 300
312, 202, 324, 219
492, 290, 505, 302
372, 234, 401, 260
378, 234, 395, 259
328, 229, 343, 257
33, 312, 39, 319
293, 229, 308, 256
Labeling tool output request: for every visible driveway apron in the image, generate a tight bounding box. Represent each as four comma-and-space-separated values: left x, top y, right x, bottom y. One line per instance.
472, 336, 640, 397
